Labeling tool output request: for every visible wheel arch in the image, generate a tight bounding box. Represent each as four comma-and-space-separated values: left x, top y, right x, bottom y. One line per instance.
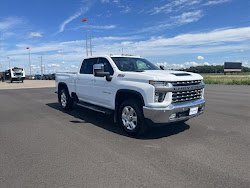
115, 89, 145, 110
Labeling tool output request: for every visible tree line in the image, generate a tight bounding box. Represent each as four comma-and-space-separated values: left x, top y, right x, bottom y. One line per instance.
178, 65, 250, 73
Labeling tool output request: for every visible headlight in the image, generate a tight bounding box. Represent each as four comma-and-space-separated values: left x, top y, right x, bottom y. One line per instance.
149, 80, 169, 87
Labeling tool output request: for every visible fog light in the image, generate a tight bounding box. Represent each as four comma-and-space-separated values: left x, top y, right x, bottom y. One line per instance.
169, 113, 176, 120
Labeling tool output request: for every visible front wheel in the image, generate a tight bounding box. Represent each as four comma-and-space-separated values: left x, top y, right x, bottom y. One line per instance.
59, 88, 73, 110
118, 99, 147, 136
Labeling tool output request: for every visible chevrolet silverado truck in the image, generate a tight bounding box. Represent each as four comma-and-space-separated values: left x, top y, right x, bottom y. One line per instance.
56, 55, 205, 135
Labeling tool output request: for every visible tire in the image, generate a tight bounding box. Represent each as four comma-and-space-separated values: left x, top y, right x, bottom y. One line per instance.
59, 88, 73, 110
118, 99, 147, 136
10, 80, 13, 83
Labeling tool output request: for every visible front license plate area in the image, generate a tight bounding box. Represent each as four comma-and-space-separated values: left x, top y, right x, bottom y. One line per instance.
189, 107, 198, 115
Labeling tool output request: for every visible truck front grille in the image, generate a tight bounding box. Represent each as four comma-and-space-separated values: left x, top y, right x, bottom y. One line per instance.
172, 89, 202, 103
171, 80, 201, 86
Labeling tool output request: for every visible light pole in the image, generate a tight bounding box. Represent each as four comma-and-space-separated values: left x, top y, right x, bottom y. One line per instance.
26, 47, 31, 76
7, 56, 10, 68
81, 18, 88, 57
40, 56, 43, 75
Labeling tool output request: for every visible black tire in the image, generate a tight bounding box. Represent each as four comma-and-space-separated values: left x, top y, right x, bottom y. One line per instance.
22, 80, 24, 83
58, 88, 73, 110
10, 80, 13, 83
118, 99, 147, 136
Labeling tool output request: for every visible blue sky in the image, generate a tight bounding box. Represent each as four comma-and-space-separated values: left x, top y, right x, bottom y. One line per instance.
0, 0, 249, 74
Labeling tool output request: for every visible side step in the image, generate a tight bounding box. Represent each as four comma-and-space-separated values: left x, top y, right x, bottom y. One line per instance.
77, 101, 113, 115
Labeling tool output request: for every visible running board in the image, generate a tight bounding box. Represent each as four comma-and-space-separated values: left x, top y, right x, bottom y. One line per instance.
77, 101, 113, 115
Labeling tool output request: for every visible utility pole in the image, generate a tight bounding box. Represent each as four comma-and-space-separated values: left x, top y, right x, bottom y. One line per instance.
7, 56, 10, 68
90, 36, 93, 56
26, 47, 31, 76
82, 18, 88, 57
40, 56, 43, 75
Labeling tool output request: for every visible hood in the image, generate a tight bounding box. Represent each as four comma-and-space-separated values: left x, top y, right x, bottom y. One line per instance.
140, 70, 203, 82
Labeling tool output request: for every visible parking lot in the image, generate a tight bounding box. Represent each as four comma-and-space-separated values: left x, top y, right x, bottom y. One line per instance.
0, 82, 250, 187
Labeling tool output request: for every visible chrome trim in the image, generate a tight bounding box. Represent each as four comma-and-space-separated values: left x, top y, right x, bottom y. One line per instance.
155, 82, 205, 92
143, 99, 205, 124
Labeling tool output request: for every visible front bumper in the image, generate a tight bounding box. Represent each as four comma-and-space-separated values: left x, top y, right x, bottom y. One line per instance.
143, 99, 205, 124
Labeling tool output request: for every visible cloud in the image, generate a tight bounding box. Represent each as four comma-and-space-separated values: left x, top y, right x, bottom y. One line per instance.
204, 0, 231, 6
204, 62, 210, 65
2, 26, 250, 72
29, 32, 43, 38
150, 0, 202, 15
120, 6, 131, 13
57, 50, 64, 54
197, 56, 204, 60
58, 1, 93, 33
73, 24, 116, 31
171, 10, 203, 24
48, 64, 60, 67
101, 0, 109, 2
0, 17, 23, 31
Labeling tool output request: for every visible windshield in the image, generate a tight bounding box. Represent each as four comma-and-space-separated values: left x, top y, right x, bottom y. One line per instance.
12, 68, 23, 73
111, 57, 160, 72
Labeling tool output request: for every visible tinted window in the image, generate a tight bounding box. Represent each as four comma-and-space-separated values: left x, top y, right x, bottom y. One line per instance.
111, 57, 160, 72
80, 58, 98, 74
98, 58, 114, 75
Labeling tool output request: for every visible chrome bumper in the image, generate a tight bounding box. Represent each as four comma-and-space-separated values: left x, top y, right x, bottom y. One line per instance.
143, 99, 205, 124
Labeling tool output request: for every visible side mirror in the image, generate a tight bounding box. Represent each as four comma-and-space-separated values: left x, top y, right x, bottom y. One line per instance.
160, 65, 165, 70
93, 64, 112, 81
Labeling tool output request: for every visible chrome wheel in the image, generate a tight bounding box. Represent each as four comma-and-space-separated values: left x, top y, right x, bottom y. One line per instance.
121, 106, 137, 131
61, 92, 67, 108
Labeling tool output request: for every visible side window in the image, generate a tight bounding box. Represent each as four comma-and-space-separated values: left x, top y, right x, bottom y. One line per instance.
98, 58, 114, 75
80, 58, 98, 74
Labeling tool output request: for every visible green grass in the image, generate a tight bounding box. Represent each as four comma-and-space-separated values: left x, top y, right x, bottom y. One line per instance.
201, 73, 250, 85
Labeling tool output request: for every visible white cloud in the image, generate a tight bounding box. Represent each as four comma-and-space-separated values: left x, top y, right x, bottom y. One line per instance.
2, 26, 250, 72
171, 10, 203, 24
58, 1, 93, 33
184, 61, 199, 67
101, 0, 109, 3
150, 0, 202, 15
0, 17, 23, 31
89, 25, 116, 30
48, 64, 60, 67
204, 62, 210, 65
120, 6, 131, 13
197, 55, 204, 60
204, 0, 231, 6
57, 50, 64, 54
29, 32, 43, 38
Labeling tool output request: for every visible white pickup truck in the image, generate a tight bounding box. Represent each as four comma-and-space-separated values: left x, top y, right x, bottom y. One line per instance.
56, 55, 205, 135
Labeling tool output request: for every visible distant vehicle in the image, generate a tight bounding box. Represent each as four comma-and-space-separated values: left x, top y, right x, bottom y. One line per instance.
9, 67, 25, 83
42, 74, 55, 80
35, 75, 42, 80
56, 55, 205, 136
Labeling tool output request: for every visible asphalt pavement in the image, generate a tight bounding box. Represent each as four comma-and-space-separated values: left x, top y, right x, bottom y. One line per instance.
0, 85, 250, 188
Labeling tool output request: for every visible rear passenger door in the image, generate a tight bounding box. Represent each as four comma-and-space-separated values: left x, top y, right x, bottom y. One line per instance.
75, 58, 98, 102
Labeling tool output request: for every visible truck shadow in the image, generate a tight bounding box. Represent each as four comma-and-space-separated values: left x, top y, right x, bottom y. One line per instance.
46, 103, 190, 140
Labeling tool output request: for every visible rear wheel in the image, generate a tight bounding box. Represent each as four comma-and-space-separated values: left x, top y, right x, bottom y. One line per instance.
118, 99, 147, 136
59, 88, 73, 110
